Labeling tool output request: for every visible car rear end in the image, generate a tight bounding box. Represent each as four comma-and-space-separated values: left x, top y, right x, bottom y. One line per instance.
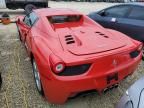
35, 13, 143, 104
41, 42, 142, 104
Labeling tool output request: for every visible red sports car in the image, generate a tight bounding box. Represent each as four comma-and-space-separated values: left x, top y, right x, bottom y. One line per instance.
16, 8, 142, 104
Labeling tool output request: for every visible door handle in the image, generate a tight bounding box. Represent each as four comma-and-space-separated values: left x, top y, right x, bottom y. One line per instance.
111, 18, 117, 23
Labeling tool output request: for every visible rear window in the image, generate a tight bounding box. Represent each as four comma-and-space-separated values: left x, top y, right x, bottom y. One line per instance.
48, 15, 82, 24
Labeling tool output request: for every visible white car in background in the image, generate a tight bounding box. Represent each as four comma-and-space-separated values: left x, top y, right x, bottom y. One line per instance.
0, 0, 6, 9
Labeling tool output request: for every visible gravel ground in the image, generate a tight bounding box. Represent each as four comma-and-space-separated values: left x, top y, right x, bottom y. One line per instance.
0, 1, 144, 108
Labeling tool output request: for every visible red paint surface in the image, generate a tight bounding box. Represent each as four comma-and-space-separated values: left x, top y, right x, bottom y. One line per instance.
16, 8, 142, 104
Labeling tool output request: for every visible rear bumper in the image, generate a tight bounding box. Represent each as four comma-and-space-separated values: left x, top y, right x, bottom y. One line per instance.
41, 53, 142, 104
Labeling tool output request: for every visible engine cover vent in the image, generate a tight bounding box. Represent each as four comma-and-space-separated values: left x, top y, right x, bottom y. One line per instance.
65, 35, 75, 44
95, 31, 109, 38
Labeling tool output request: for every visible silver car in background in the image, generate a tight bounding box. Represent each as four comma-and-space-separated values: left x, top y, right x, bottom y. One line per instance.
117, 77, 144, 108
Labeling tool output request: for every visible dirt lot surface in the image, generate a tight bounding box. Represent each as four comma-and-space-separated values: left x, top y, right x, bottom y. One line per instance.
0, 1, 144, 108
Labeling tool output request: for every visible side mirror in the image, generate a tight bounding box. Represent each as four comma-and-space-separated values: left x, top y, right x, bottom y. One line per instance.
17, 19, 20, 24
99, 11, 109, 17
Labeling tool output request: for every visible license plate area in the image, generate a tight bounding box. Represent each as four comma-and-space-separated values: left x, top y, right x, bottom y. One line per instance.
107, 72, 118, 84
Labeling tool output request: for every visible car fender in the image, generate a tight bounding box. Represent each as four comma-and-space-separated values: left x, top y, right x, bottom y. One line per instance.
31, 36, 53, 79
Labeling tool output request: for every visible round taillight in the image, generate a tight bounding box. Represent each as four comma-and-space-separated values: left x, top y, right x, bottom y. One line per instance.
49, 54, 65, 74
55, 63, 65, 73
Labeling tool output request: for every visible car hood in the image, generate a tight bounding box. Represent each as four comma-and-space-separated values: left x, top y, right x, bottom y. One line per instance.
56, 26, 126, 56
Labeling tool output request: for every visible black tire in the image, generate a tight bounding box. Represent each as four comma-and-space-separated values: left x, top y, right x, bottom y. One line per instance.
0, 73, 2, 89
25, 4, 37, 14
142, 48, 144, 60
32, 59, 44, 95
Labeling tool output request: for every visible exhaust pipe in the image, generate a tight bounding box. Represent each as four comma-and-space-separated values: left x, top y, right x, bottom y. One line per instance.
103, 84, 119, 93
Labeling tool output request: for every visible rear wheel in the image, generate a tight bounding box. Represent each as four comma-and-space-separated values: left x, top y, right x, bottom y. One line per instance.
16, 24, 22, 41
25, 4, 37, 14
142, 48, 144, 60
32, 59, 44, 95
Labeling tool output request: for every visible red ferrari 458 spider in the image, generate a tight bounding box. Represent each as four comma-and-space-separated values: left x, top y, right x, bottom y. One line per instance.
16, 8, 142, 104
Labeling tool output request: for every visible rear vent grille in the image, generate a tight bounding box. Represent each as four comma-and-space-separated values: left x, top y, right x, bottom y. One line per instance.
65, 35, 72, 38
65, 35, 75, 44
103, 36, 109, 38
95, 31, 109, 38
80, 31, 85, 34
95, 31, 101, 33
65, 37, 73, 41
67, 41, 75, 44
99, 33, 105, 35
